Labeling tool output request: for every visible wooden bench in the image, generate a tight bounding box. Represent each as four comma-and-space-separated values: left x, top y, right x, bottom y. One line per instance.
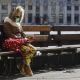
0, 25, 80, 76
50, 25, 80, 67
0, 25, 52, 75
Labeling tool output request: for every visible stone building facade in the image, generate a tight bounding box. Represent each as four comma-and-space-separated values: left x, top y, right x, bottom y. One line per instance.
0, 0, 80, 25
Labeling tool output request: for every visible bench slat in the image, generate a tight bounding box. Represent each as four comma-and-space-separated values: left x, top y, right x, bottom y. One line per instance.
54, 35, 80, 41
0, 46, 78, 56
0, 25, 51, 31
22, 25, 51, 31
49, 40, 80, 46
36, 46, 76, 51
0, 51, 17, 56
34, 35, 49, 42
53, 26, 80, 31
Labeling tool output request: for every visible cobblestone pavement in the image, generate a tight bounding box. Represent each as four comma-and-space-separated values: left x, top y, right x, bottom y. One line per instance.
1, 66, 80, 80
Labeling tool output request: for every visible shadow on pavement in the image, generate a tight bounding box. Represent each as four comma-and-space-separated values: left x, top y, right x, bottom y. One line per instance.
0, 65, 80, 80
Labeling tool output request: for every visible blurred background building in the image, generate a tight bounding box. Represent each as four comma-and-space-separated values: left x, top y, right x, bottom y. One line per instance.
0, 0, 80, 25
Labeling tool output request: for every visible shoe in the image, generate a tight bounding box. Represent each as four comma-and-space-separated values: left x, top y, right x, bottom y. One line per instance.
26, 65, 33, 76
21, 64, 26, 75
17, 63, 21, 69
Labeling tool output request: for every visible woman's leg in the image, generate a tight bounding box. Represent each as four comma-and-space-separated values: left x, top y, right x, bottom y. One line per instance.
20, 44, 36, 76
20, 44, 36, 64
28, 44, 36, 59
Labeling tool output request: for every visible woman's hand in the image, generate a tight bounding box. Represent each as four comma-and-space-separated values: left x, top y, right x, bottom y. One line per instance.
23, 38, 30, 45
23, 38, 28, 42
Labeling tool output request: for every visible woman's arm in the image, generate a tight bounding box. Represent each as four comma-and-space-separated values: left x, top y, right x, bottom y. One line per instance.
20, 26, 29, 38
3, 22, 23, 39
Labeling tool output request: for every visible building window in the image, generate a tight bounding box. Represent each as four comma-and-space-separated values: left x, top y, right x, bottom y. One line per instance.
28, 5, 32, 10
59, 5, 63, 11
21, 0, 25, 3
51, 0, 56, 5
74, 2, 79, 4
21, 5, 25, 9
36, 0, 40, 4
75, 14, 79, 23
2, 5, 8, 10
67, 14, 71, 23
35, 14, 40, 24
75, 0, 79, 1
67, 6, 71, 10
36, 6, 40, 12
1, 14, 7, 21
67, 0, 71, 4
11, 0, 17, 3
74, 6, 79, 10
28, 14, 32, 23
43, 14, 48, 22
59, 14, 63, 23
43, 5, 48, 10
23, 17, 25, 23
11, 5, 17, 9
28, 0, 32, 4
43, 0, 48, 4
59, 0, 63, 4
67, 0, 71, 1
51, 14, 56, 23
2, 0, 8, 3
51, 5, 56, 10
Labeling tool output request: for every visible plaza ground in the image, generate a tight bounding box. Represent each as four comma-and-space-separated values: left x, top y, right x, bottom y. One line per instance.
1, 66, 80, 80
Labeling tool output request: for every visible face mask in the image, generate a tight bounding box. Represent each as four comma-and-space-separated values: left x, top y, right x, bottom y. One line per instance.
16, 16, 20, 22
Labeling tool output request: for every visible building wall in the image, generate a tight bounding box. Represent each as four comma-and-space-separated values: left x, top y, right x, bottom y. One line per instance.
0, 0, 80, 25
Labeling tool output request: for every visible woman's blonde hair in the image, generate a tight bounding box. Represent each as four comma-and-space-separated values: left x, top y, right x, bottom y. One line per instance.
11, 6, 24, 23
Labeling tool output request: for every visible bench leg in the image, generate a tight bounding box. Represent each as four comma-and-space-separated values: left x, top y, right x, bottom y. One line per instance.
14, 55, 23, 73
71, 52, 75, 66
2, 56, 9, 76
19, 56, 23, 71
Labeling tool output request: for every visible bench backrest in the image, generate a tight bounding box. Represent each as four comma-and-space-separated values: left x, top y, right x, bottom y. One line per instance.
0, 25, 80, 49
0, 25, 51, 49
51, 26, 80, 46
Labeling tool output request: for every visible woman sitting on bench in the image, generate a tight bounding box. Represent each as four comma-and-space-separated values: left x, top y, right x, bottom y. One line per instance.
3, 6, 36, 76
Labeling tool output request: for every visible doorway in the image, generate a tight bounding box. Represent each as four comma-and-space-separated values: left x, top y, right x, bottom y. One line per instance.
35, 16, 40, 25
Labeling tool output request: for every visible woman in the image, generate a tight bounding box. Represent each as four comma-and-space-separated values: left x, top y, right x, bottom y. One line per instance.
3, 6, 36, 76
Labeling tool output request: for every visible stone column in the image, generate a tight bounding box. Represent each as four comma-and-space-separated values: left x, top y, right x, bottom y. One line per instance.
71, 3, 74, 25
8, 1, 11, 15
25, 1, 28, 25
56, 1, 59, 25
40, 0, 43, 23
0, 3, 1, 23
63, 3, 67, 25
17, 0, 20, 6
32, 4, 36, 24
48, 4, 51, 23
79, 1, 80, 24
